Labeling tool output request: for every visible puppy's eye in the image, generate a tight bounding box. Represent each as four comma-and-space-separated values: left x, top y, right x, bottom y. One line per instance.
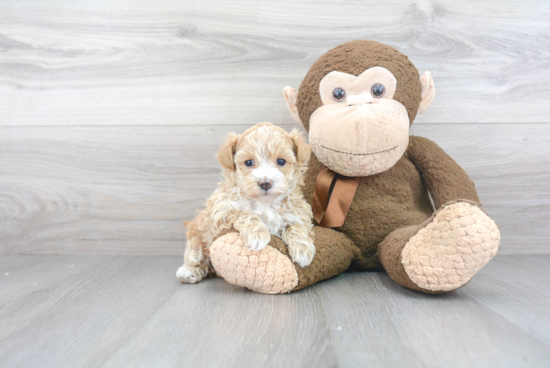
332, 88, 346, 102
371, 83, 385, 98
277, 158, 286, 166
245, 160, 254, 167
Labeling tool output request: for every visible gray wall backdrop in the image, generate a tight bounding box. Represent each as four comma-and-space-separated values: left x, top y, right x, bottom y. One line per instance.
1, 0, 549, 255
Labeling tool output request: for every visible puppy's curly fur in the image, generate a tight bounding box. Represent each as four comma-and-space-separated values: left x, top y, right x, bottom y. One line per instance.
177, 123, 315, 284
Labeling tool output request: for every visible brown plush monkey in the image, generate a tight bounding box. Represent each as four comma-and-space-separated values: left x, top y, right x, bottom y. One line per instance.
209, 40, 500, 294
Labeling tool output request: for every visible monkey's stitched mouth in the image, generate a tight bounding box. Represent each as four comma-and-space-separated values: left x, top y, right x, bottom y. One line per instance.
320, 145, 398, 156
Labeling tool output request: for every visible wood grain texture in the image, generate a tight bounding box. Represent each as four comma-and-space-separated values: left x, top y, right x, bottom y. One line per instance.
0, 255, 181, 368
1, 123, 548, 255
460, 256, 550, 346
0, 0, 548, 256
0, 254, 107, 307
0, 255, 549, 368
1, 0, 549, 127
315, 266, 550, 368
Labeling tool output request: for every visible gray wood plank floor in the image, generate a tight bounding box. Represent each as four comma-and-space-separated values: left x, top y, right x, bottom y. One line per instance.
1, 255, 549, 368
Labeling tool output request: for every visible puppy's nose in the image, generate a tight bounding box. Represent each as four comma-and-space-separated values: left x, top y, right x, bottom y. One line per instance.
258, 179, 273, 191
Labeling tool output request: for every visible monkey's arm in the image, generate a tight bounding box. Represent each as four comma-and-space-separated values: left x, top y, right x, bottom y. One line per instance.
210, 226, 359, 294
406, 135, 480, 210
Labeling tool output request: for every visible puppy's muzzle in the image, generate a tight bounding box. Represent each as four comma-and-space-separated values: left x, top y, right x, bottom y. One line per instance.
258, 179, 273, 191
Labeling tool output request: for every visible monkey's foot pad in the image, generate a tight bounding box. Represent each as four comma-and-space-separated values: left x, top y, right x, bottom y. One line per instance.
401, 202, 500, 292
210, 233, 298, 294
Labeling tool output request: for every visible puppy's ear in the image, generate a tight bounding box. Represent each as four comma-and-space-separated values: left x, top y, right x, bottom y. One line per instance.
216, 133, 239, 170
289, 129, 311, 167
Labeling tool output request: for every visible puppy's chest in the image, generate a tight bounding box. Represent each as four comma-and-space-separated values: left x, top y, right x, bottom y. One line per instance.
240, 200, 295, 235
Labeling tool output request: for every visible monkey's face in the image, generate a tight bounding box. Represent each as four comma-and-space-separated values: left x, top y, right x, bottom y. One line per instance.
284, 41, 435, 178
309, 67, 409, 177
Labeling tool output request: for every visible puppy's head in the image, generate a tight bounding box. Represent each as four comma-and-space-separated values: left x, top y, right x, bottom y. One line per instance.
217, 122, 311, 201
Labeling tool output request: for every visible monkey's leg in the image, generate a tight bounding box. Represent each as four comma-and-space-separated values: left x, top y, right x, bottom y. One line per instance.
379, 200, 500, 293
210, 227, 359, 294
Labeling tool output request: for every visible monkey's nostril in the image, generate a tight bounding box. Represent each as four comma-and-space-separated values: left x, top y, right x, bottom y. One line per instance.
349, 101, 372, 107
347, 93, 373, 106
258, 179, 273, 190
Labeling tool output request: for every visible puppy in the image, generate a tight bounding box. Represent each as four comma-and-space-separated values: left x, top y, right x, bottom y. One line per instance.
177, 122, 315, 284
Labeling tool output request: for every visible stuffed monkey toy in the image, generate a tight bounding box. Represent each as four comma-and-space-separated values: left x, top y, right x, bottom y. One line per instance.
209, 40, 500, 294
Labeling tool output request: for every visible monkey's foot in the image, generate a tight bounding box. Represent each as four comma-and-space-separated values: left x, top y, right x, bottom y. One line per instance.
401, 202, 500, 292
210, 233, 299, 294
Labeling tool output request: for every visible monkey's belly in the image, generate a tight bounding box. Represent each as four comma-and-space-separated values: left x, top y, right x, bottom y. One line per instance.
339, 157, 433, 270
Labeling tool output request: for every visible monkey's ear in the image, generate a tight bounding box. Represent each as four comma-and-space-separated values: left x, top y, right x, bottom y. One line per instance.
216, 133, 239, 170
417, 71, 436, 114
289, 129, 311, 167
283, 86, 302, 124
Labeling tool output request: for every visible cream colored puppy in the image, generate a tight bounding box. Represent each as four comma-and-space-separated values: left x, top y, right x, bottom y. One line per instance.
177, 123, 315, 284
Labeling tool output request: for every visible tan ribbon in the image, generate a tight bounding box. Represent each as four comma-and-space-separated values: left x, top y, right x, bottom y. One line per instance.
312, 167, 361, 228
311, 167, 336, 224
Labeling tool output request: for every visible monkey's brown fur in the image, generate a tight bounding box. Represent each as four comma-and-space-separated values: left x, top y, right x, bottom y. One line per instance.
210, 40, 500, 294
291, 41, 485, 292
303, 136, 480, 269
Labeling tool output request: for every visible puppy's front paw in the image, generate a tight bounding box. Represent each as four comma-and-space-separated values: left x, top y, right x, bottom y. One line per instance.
288, 240, 316, 268
242, 227, 271, 251
176, 264, 206, 284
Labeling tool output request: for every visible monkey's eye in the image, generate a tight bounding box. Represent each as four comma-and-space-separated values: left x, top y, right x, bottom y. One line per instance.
371, 83, 385, 98
332, 88, 346, 102
245, 160, 254, 167
277, 158, 286, 166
